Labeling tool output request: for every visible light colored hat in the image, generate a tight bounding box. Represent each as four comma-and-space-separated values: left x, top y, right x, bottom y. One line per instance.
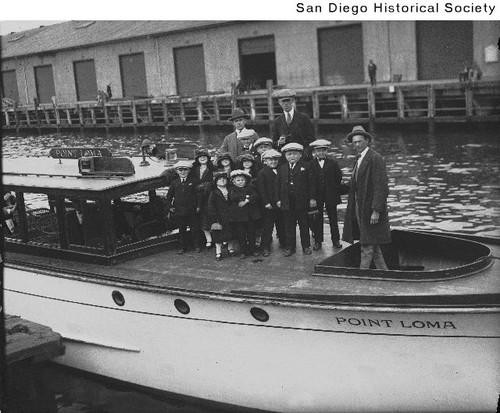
310, 139, 331, 149
173, 160, 193, 169
238, 129, 255, 139
254, 137, 273, 148
261, 149, 282, 160
281, 142, 304, 153
346, 125, 373, 143
274, 89, 296, 99
230, 169, 252, 179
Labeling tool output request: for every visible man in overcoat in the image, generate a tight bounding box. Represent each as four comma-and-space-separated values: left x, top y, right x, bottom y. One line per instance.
219, 108, 259, 162
342, 126, 391, 269
271, 89, 315, 158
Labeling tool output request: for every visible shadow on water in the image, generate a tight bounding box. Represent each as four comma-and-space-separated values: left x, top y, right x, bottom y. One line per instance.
2, 122, 500, 412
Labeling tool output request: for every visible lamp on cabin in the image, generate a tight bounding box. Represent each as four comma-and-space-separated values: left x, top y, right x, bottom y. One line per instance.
140, 139, 153, 166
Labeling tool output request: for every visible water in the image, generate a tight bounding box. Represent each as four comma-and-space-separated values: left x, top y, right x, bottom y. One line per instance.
3, 123, 500, 411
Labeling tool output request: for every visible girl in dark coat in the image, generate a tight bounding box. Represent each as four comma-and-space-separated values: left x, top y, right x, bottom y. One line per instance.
228, 169, 261, 258
190, 149, 215, 248
207, 172, 233, 261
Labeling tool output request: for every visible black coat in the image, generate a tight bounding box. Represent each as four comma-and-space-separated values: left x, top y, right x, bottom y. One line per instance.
310, 157, 343, 206
256, 165, 280, 209
207, 188, 233, 242
271, 110, 315, 150
228, 186, 261, 222
275, 160, 317, 210
165, 176, 198, 216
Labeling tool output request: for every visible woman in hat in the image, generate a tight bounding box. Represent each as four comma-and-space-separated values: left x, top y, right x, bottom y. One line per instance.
191, 148, 216, 249
236, 153, 259, 185
228, 169, 261, 258
207, 172, 234, 261
216, 152, 236, 176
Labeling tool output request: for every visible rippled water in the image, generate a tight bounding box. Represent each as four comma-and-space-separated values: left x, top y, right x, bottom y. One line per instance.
3, 124, 500, 412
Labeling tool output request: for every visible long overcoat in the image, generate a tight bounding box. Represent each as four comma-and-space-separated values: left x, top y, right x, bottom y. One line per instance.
342, 148, 391, 245
207, 188, 233, 243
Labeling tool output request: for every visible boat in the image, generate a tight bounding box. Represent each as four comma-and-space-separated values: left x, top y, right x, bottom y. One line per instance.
3, 150, 500, 412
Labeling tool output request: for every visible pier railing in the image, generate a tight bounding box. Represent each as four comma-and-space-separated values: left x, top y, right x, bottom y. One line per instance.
2, 80, 499, 134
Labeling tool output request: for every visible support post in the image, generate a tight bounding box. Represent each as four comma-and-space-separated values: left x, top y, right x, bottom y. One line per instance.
266, 79, 274, 135
162, 101, 169, 137
312, 91, 320, 136
397, 87, 405, 119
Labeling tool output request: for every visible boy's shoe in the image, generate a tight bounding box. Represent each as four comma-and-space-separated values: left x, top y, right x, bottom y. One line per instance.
313, 241, 322, 250
262, 249, 270, 257
302, 247, 312, 255
283, 248, 295, 257
333, 241, 342, 248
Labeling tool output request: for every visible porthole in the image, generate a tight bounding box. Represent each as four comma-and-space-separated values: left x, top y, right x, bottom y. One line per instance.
112, 290, 125, 307
250, 307, 269, 322
174, 299, 190, 315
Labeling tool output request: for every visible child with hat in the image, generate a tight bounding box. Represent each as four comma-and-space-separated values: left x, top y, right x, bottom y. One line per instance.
191, 148, 216, 249
207, 172, 234, 261
256, 149, 286, 256
252, 137, 273, 172
309, 139, 344, 250
236, 153, 259, 185
165, 160, 202, 254
275, 143, 317, 257
228, 169, 261, 258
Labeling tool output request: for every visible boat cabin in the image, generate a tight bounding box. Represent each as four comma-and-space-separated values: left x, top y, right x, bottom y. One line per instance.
3, 152, 178, 265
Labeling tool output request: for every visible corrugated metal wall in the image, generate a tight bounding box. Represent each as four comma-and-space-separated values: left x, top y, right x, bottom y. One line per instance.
416, 21, 473, 80
34, 65, 55, 103
318, 24, 364, 86
1, 69, 20, 103
174, 45, 207, 96
73, 60, 98, 101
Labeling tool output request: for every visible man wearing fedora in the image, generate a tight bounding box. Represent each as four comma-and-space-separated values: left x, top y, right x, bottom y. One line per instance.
342, 126, 391, 269
271, 89, 315, 157
220, 108, 260, 162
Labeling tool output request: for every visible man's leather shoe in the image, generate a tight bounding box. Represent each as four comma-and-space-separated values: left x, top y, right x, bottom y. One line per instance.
333, 241, 342, 248
313, 242, 322, 250
302, 247, 312, 255
283, 249, 295, 257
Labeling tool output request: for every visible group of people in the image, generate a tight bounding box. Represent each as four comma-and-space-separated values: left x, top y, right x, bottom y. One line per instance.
165, 88, 392, 269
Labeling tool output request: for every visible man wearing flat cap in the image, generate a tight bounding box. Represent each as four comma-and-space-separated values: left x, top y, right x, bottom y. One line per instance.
342, 125, 391, 269
271, 89, 315, 158
219, 108, 260, 162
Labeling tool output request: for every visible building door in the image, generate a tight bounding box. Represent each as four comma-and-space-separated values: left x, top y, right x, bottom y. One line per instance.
238, 35, 277, 90
119, 53, 148, 98
74, 60, 98, 101
1, 70, 20, 103
416, 21, 473, 80
174, 45, 207, 96
318, 24, 364, 85
34, 65, 56, 104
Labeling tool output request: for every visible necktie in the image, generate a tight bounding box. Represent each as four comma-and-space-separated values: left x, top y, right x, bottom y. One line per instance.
286, 112, 292, 125
352, 155, 361, 182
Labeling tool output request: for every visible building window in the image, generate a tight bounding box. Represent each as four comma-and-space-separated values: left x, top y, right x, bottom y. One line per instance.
238, 35, 277, 91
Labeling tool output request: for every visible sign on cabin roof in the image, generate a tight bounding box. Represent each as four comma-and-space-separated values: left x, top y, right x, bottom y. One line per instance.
49, 147, 112, 159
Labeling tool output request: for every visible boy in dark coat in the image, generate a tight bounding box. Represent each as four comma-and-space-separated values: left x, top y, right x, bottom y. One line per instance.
228, 169, 261, 258
275, 143, 317, 257
256, 149, 285, 257
166, 160, 202, 254
309, 139, 344, 250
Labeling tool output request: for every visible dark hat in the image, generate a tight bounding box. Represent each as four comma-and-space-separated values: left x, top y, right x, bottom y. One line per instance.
228, 108, 248, 121
213, 171, 229, 182
237, 153, 255, 163
346, 125, 373, 143
194, 148, 210, 159
216, 152, 232, 164
274, 89, 296, 100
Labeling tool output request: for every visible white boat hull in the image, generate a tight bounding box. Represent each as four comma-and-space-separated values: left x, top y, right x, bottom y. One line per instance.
5, 266, 500, 412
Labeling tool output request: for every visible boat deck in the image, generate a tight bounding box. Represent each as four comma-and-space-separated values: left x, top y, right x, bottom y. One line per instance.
7, 230, 500, 307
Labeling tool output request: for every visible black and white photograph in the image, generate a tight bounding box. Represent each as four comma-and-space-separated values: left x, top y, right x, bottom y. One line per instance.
1, 2, 500, 412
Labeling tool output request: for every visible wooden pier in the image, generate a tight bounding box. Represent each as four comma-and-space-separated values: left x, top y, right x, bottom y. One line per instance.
4, 314, 65, 413
2, 79, 499, 134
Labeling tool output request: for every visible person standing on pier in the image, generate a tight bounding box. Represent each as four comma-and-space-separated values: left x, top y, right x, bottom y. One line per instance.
368, 59, 377, 86
271, 89, 315, 159
220, 108, 259, 162
342, 126, 391, 269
